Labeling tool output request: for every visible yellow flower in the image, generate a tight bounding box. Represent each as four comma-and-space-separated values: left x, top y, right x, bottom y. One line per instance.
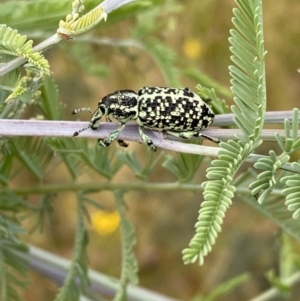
182, 38, 202, 59
91, 210, 120, 236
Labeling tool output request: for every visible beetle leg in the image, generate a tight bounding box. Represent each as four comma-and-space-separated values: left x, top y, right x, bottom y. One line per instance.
117, 140, 129, 148
138, 126, 157, 151
167, 130, 220, 144
98, 123, 126, 147
105, 116, 128, 147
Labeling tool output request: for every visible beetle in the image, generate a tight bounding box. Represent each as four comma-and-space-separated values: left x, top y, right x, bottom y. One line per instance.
72, 87, 219, 151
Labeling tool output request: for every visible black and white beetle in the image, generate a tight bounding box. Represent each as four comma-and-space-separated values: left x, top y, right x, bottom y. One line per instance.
72, 87, 219, 151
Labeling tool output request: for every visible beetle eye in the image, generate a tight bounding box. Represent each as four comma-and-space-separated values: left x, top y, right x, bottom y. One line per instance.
100, 106, 106, 114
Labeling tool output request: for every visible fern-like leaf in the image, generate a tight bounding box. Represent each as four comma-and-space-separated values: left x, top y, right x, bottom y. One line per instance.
183, 0, 266, 265
0, 214, 28, 301
249, 151, 290, 204
237, 171, 300, 241
0, 55, 20, 105
39, 75, 62, 120
163, 146, 204, 183
11, 137, 52, 180
54, 197, 89, 301
58, 5, 107, 36
117, 149, 163, 180
229, 0, 266, 141
5, 70, 44, 104
275, 109, 300, 154
196, 84, 230, 115
0, 0, 152, 32
281, 162, 300, 219
0, 25, 50, 74
114, 191, 138, 301
249, 109, 300, 204
182, 140, 259, 264
45, 138, 123, 179
0, 154, 13, 186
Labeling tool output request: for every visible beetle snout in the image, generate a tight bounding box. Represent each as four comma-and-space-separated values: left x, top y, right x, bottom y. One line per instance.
90, 108, 104, 129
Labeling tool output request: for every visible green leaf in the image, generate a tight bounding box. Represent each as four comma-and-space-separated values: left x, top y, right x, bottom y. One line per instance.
182, 0, 268, 265
58, 5, 108, 36
281, 170, 300, 219
0, 214, 28, 301
0, 0, 160, 33
0, 62, 20, 106
5, 70, 45, 105
11, 137, 52, 180
237, 170, 300, 241
39, 75, 62, 120
114, 191, 138, 301
54, 197, 90, 301
0, 25, 50, 74
163, 147, 204, 182
229, 0, 267, 141
0, 191, 29, 212
0, 155, 13, 185
117, 149, 162, 180
45, 137, 123, 179
196, 84, 230, 115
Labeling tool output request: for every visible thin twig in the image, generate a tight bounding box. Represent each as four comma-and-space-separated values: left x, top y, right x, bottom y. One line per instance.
0, 112, 298, 157
248, 272, 300, 301
2, 181, 283, 197
19, 244, 180, 301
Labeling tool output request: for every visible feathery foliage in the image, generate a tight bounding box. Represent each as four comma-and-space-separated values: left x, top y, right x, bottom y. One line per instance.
196, 84, 230, 115
1, 0, 300, 300
10, 137, 52, 180
58, 2, 107, 36
0, 0, 157, 32
182, 0, 267, 265
54, 196, 89, 301
46, 137, 123, 179
281, 162, 300, 219
235, 169, 300, 241
249, 108, 300, 209
0, 25, 50, 74
163, 146, 205, 183
113, 191, 138, 301
0, 25, 49, 120
117, 149, 164, 180
38, 75, 62, 120
0, 211, 28, 301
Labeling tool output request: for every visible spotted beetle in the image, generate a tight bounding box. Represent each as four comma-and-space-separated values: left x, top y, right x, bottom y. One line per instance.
72, 87, 219, 151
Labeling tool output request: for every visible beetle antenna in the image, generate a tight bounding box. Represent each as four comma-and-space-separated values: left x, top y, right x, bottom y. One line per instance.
72, 107, 93, 136
73, 124, 91, 137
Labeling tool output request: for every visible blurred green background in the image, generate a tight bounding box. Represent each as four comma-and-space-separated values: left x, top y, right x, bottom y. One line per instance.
2, 0, 300, 300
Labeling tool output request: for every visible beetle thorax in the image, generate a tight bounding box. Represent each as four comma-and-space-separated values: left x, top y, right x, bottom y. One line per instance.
100, 90, 138, 123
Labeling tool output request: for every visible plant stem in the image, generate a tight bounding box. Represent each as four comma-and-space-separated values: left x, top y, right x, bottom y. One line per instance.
3, 181, 283, 197
248, 272, 300, 301
20, 244, 180, 301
